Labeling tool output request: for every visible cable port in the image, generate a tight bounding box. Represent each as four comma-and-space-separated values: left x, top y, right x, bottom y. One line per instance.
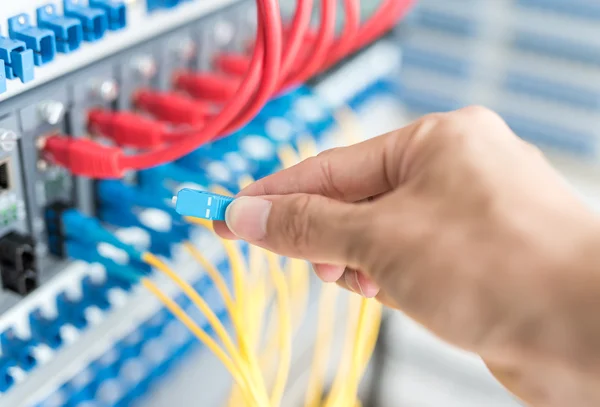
45, 201, 73, 258
0, 232, 38, 296
0, 158, 11, 194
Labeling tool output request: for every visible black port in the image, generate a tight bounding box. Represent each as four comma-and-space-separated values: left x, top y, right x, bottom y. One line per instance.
0, 160, 10, 192
0, 232, 38, 296
44, 201, 73, 258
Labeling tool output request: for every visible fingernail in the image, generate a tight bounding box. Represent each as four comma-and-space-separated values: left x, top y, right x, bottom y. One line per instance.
225, 196, 272, 241
313, 263, 345, 283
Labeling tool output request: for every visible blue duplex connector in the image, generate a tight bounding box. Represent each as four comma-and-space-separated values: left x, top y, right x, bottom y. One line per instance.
63, 0, 108, 42
97, 180, 186, 225
98, 208, 179, 258
0, 329, 37, 371
37, 4, 84, 54
174, 189, 234, 221
90, 0, 127, 31
61, 209, 142, 261
0, 33, 35, 83
8, 14, 57, 66
29, 308, 63, 349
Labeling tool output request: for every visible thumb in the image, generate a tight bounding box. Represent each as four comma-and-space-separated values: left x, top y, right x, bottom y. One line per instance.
225, 194, 373, 266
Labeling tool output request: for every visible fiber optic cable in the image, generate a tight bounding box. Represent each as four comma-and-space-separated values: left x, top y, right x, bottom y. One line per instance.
97, 261, 260, 406
141, 278, 262, 406
304, 282, 339, 407
141, 252, 269, 405
181, 241, 265, 388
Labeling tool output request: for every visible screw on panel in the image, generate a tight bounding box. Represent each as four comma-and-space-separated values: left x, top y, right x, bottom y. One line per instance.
38, 101, 66, 125
132, 56, 157, 80
214, 20, 235, 46
172, 37, 196, 63
0, 130, 17, 153
91, 79, 119, 102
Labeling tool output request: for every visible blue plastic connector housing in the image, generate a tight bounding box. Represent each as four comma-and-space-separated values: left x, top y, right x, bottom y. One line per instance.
8, 14, 57, 66
61, 209, 142, 261
97, 180, 186, 226
37, 4, 84, 54
90, 0, 127, 31
97, 208, 177, 258
63, 0, 108, 42
29, 309, 63, 349
0, 357, 15, 392
0, 35, 35, 83
56, 292, 88, 330
0, 329, 37, 371
174, 189, 234, 221
0, 60, 5, 94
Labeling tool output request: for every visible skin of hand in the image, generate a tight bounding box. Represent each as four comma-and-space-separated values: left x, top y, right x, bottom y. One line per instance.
213, 106, 600, 407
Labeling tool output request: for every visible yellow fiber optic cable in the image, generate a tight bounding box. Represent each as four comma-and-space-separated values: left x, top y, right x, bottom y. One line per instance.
142, 252, 269, 405
337, 298, 371, 407
265, 250, 292, 407
323, 293, 363, 407
141, 279, 261, 406
304, 282, 339, 407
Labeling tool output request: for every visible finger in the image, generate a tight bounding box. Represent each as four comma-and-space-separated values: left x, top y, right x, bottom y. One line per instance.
237, 125, 419, 202
213, 220, 236, 239
312, 263, 346, 283
224, 194, 375, 266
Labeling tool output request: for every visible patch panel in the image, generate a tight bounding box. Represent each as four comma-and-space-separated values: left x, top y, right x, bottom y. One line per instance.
0, 0, 241, 101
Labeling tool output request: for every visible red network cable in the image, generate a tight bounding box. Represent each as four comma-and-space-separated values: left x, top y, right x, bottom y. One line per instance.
44, 0, 415, 178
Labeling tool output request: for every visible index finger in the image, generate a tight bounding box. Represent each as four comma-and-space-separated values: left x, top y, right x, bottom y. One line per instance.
213, 124, 417, 239
241, 127, 410, 201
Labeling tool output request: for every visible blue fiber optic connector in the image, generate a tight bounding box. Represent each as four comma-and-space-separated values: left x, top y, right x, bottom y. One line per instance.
174, 189, 234, 221
90, 0, 127, 31
8, 14, 57, 66
61, 209, 142, 261
0, 33, 35, 83
63, 0, 109, 42
37, 4, 84, 54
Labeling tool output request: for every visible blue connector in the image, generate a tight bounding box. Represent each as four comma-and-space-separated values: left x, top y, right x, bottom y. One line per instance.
0, 34, 35, 83
97, 180, 185, 224
56, 292, 87, 330
29, 309, 63, 349
90, 0, 127, 31
98, 208, 178, 258
0, 60, 5, 94
0, 357, 16, 392
81, 275, 111, 311
174, 189, 234, 221
61, 209, 142, 261
0, 329, 37, 371
8, 14, 56, 66
63, 0, 108, 42
37, 4, 84, 54
65, 240, 149, 279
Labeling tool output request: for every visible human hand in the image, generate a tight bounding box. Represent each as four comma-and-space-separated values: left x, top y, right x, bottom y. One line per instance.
214, 106, 600, 407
